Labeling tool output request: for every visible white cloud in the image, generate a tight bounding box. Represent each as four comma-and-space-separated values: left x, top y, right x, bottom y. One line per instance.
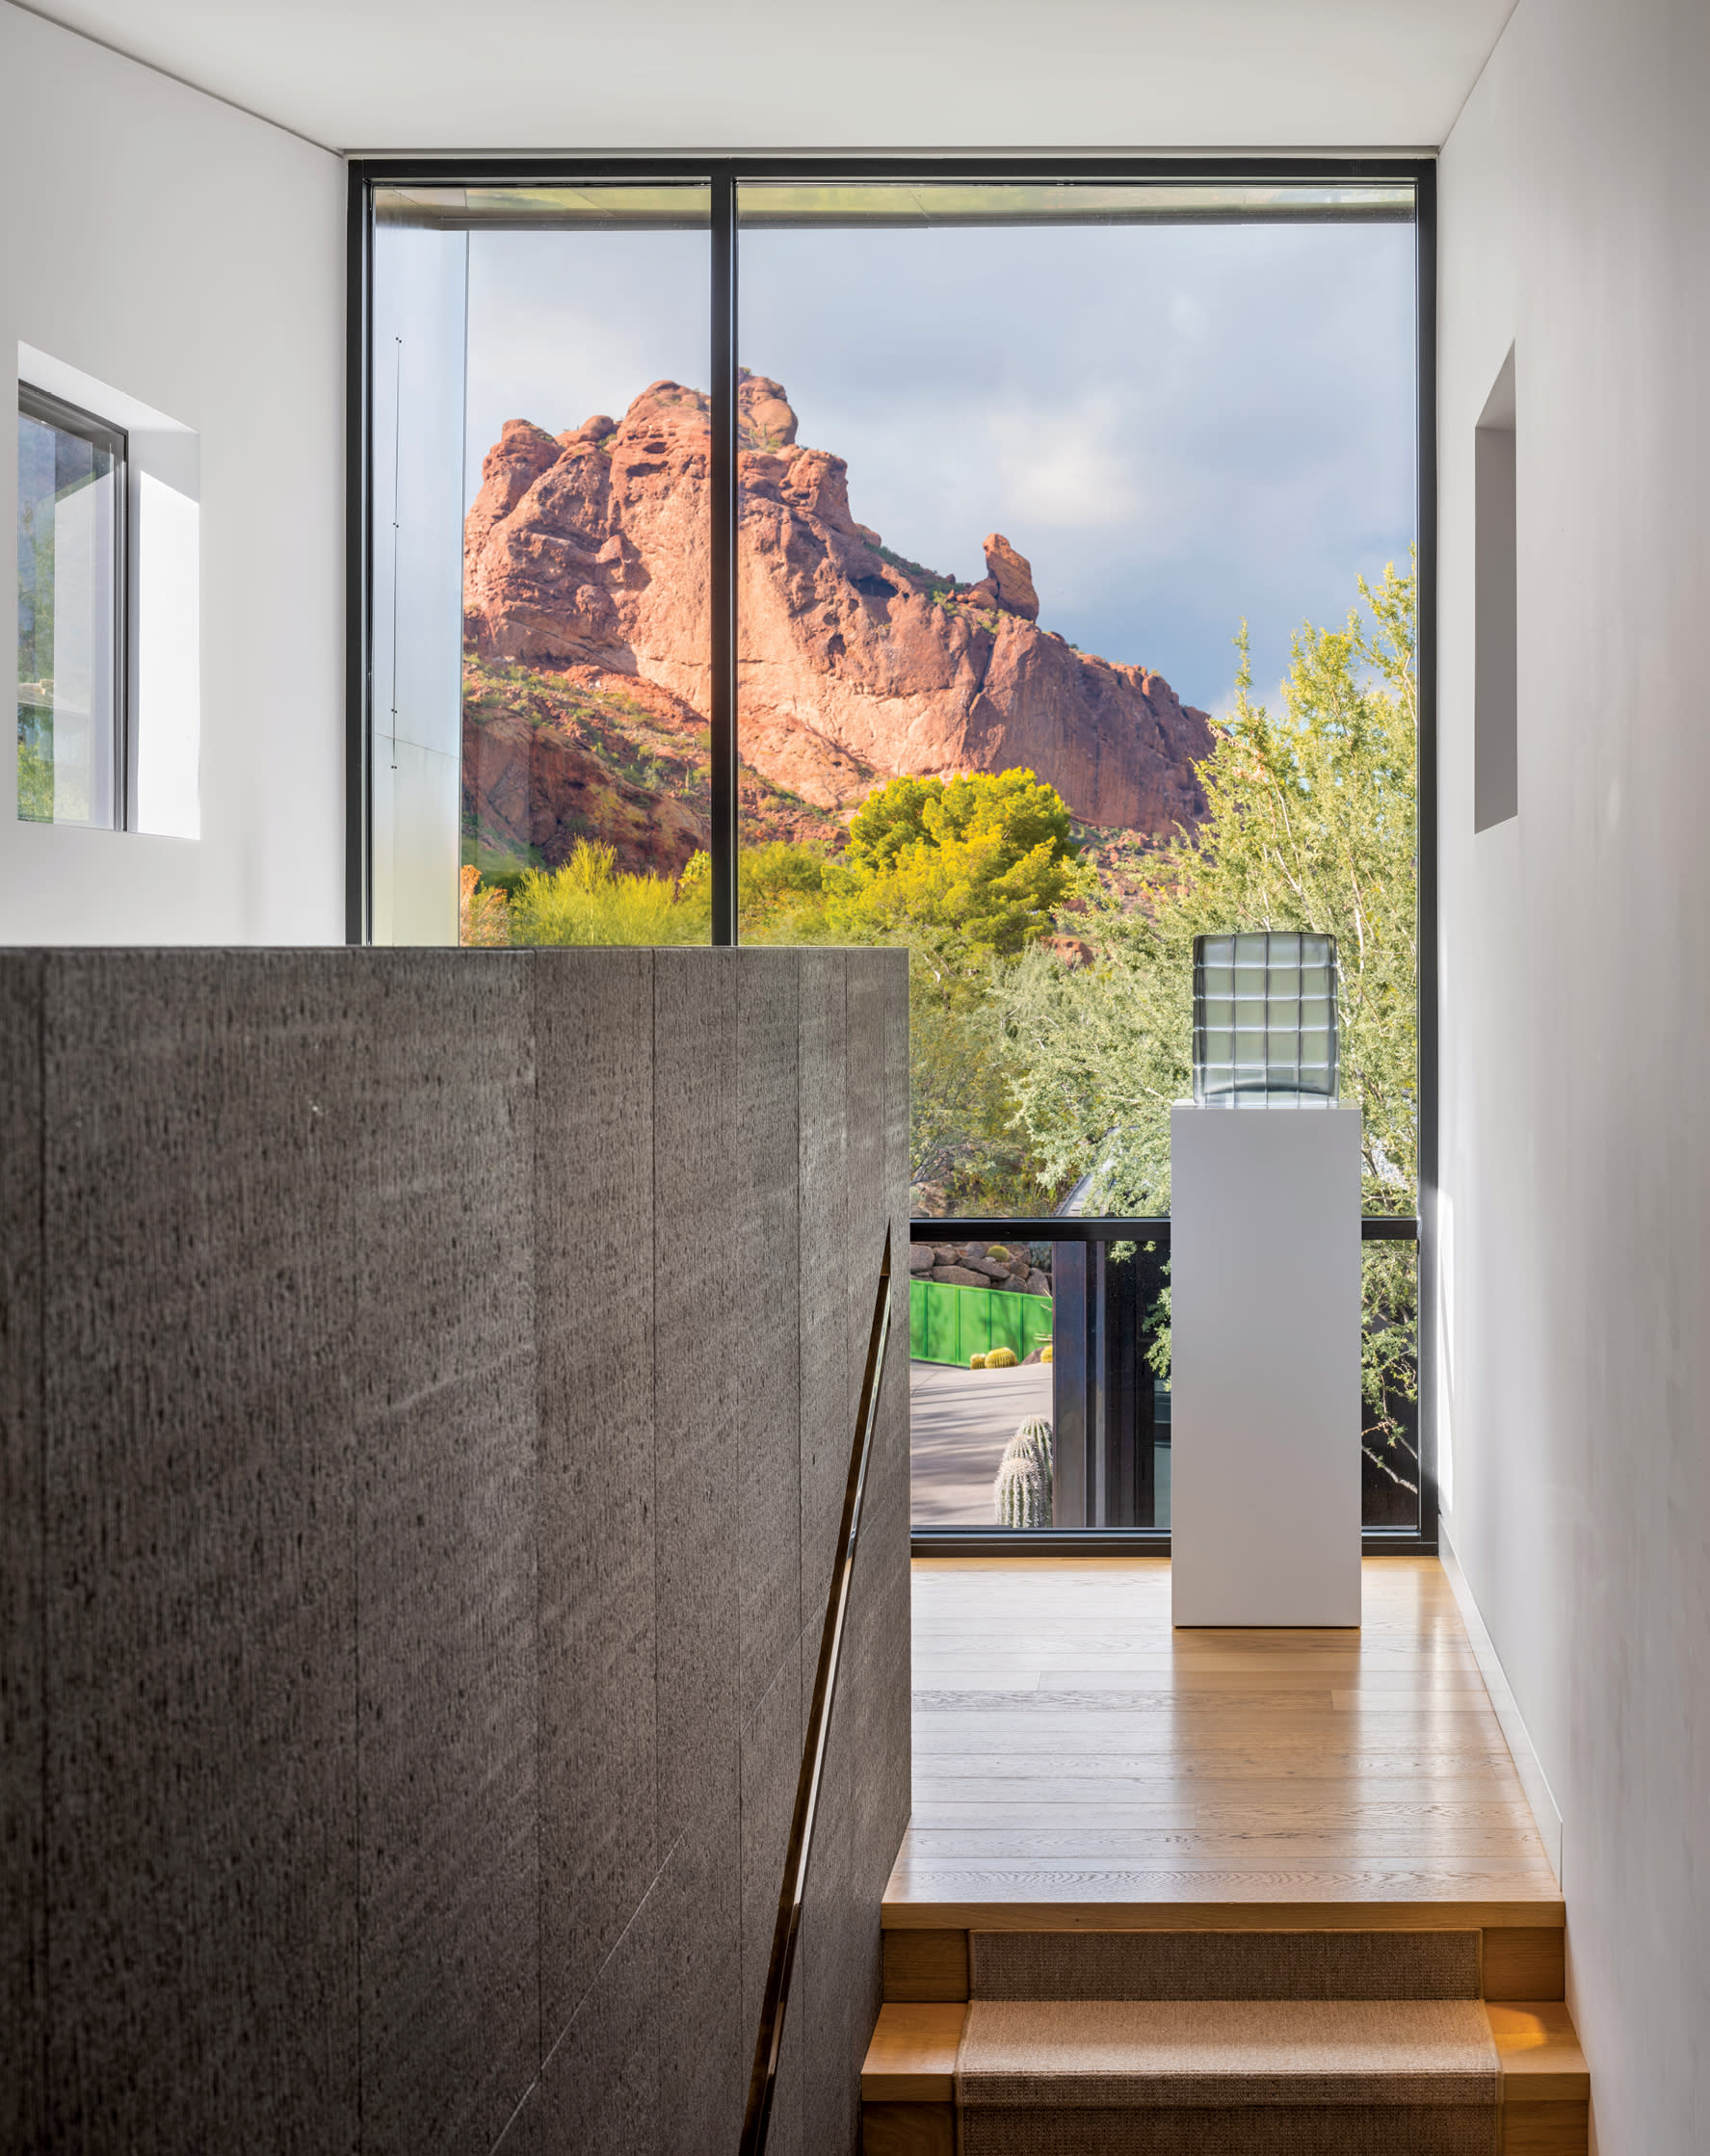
983, 395, 1144, 530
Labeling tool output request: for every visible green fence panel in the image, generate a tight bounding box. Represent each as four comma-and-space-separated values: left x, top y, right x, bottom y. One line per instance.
909, 1277, 1054, 1366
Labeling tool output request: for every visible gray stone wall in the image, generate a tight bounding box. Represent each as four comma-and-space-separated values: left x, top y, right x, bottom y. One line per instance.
0, 946, 910, 2156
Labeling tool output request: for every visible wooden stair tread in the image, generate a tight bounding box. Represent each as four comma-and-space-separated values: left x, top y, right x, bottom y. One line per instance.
1488, 2002, 1590, 2101
862, 2003, 965, 2100
882, 1896, 1566, 1931
860, 2000, 1586, 2103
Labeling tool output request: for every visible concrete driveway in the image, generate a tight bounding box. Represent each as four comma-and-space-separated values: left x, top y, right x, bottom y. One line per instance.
908, 1357, 1054, 1526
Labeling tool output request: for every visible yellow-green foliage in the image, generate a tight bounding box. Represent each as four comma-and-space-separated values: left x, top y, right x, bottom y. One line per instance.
737, 770, 1086, 960
509, 839, 710, 947
739, 839, 830, 931
459, 864, 511, 947
828, 770, 1088, 960
738, 771, 1088, 1214
969, 1353, 988, 1369
676, 848, 713, 903
985, 1346, 1018, 1369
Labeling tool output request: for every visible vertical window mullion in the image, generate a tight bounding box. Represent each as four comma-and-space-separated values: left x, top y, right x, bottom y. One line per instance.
709, 170, 740, 946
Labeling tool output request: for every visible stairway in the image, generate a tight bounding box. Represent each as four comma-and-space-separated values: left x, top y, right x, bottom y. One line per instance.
860, 1922, 1587, 2155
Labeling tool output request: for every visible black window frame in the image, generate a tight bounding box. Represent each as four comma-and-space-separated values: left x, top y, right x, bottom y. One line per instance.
16, 379, 130, 832
344, 153, 1439, 1557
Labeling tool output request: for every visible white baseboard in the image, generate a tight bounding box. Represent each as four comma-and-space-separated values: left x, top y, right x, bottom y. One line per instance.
1437, 1526, 1565, 1887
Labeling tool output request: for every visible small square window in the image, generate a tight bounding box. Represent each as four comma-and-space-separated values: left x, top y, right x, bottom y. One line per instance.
16, 383, 126, 828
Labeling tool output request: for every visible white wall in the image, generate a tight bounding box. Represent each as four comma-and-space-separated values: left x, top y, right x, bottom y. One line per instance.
0, 4, 345, 942
1436, 2, 1710, 2147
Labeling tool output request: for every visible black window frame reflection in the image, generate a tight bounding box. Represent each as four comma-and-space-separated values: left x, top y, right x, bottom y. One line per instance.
16, 381, 129, 831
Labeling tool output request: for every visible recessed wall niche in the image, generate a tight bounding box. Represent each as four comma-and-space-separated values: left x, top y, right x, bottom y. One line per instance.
1474, 345, 1516, 831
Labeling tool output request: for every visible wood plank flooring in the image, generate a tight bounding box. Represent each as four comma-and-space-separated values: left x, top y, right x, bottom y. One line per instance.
887, 1556, 1563, 1930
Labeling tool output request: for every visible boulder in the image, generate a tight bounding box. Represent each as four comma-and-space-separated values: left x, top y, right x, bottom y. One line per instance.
932, 1266, 987, 1289
983, 532, 1040, 621
739, 371, 799, 450
1026, 1269, 1052, 1295
1045, 933, 1095, 969
908, 1244, 934, 1274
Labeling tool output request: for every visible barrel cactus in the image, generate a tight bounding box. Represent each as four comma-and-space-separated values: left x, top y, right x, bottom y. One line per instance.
993, 1415, 1055, 1528
986, 1346, 1018, 1369
969, 1352, 987, 1369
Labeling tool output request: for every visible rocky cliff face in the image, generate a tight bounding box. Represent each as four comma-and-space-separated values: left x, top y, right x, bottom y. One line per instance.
463, 373, 1213, 845
460, 657, 846, 880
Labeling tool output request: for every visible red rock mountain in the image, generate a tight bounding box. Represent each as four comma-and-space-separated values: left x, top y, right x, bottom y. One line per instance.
463, 373, 1212, 850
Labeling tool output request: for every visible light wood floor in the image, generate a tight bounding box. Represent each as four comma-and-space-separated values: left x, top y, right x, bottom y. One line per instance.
887, 1556, 1563, 1931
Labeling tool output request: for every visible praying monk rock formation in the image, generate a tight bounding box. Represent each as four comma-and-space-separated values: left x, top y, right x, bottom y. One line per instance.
463, 372, 1214, 838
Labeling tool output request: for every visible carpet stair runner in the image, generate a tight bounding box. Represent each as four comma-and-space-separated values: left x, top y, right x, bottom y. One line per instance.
860, 1927, 1588, 2155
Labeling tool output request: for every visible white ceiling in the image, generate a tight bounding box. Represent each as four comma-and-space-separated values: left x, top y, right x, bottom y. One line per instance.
16, 0, 1515, 154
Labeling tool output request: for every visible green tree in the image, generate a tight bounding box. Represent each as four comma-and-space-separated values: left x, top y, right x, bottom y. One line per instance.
737, 838, 832, 933
1001, 561, 1416, 1211
827, 769, 1087, 960
739, 771, 1088, 1211
996, 559, 1420, 1482
833, 772, 1088, 1208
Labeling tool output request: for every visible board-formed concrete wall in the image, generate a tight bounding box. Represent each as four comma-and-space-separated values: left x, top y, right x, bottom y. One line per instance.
0, 945, 910, 2156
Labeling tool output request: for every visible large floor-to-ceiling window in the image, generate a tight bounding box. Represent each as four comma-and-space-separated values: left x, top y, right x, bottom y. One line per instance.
354, 162, 1433, 1549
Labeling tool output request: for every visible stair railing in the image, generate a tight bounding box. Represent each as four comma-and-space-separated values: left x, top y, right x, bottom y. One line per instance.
738, 1224, 894, 2156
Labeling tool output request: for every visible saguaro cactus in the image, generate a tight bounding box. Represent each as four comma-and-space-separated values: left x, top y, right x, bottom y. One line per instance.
993, 1415, 1055, 1529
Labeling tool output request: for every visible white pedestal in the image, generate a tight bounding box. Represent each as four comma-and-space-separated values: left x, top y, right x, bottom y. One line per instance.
1170, 1102, 1363, 1628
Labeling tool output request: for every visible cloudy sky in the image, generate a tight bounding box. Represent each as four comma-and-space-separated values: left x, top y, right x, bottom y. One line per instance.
465, 213, 1415, 717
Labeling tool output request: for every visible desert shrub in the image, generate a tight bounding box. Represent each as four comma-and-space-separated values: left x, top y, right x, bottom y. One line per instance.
509, 839, 709, 947
459, 864, 511, 947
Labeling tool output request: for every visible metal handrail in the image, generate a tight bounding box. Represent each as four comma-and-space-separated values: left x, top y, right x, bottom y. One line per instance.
738, 1225, 894, 2156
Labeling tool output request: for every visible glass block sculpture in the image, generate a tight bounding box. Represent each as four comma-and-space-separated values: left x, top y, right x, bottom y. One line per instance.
1192, 931, 1339, 1106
